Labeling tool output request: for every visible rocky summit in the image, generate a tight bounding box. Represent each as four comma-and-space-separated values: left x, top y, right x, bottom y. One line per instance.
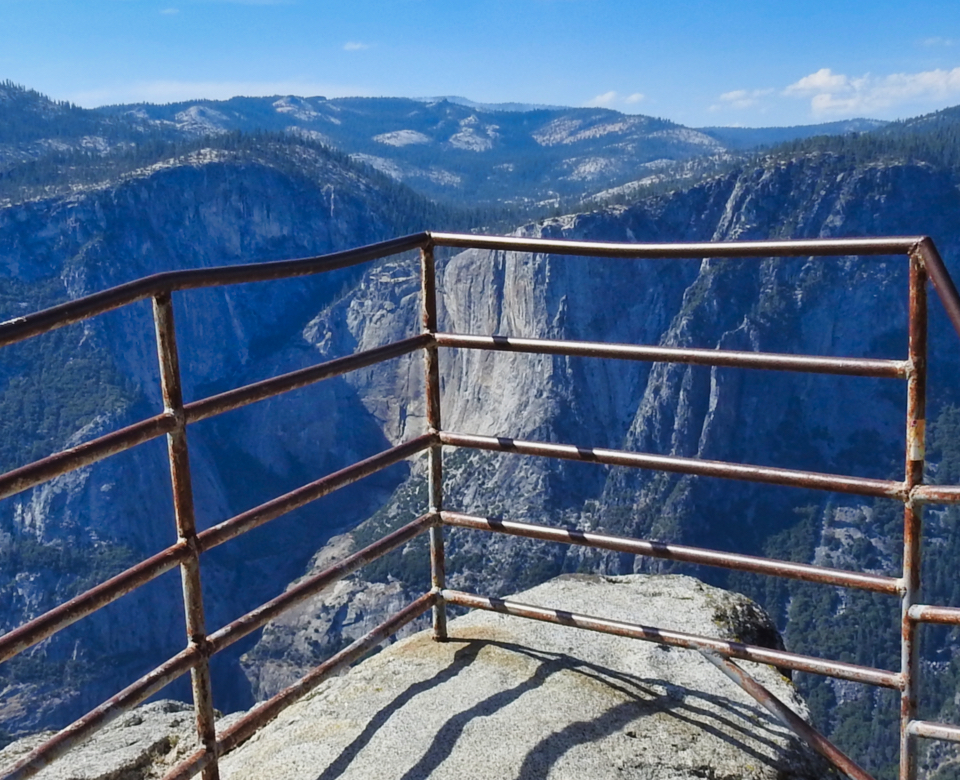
1, 574, 836, 779
223, 575, 835, 780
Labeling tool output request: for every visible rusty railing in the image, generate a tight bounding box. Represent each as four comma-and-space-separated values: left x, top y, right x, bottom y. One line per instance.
1, 232, 960, 780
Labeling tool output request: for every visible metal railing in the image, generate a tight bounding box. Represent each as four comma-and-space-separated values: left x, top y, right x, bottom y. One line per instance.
1, 231, 960, 780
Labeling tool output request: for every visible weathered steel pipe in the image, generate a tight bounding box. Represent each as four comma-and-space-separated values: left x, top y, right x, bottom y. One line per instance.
184, 334, 430, 425
421, 245, 447, 641
1, 233, 932, 352
435, 333, 908, 379
907, 604, 960, 625
0, 233, 429, 349
912, 484, 960, 505
196, 434, 434, 553
153, 293, 219, 780
0, 412, 176, 502
0, 542, 189, 665
206, 514, 435, 655
916, 236, 960, 342
442, 589, 902, 689
429, 231, 923, 258
439, 431, 905, 499
906, 719, 960, 742
0, 645, 201, 780
164, 592, 438, 780
441, 512, 900, 594
700, 650, 876, 780
900, 248, 928, 780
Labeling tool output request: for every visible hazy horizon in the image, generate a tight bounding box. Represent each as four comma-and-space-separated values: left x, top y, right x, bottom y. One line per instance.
3, 0, 960, 128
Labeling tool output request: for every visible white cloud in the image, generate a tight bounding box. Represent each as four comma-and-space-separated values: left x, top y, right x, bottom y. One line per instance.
343, 41, 371, 51
583, 91, 646, 110
160, 7, 179, 13
586, 90, 618, 107
784, 66, 960, 116
69, 79, 370, 107
921, 36, 956, 47
711, 65, 960, 120
711, 87, 774, 111
784, 68, 851, 95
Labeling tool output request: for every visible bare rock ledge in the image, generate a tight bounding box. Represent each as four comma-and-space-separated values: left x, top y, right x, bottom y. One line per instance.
222, 574, 837, 780
1, 575, 839, 779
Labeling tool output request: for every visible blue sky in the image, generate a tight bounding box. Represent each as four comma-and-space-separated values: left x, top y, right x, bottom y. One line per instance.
4, 0, 960, 127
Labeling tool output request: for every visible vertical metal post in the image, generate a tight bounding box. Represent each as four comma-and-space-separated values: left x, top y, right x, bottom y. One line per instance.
421, 244, 447, 641
900, 248, 928, 780
152, 293, 220, 780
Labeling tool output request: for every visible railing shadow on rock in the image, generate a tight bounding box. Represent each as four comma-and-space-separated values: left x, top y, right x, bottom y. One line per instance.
2, 231, 960, 780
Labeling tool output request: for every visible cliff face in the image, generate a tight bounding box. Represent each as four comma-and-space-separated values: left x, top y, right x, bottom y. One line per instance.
0, 144, 427, 733
250, 155, 958, 615
240, 155, 960, 777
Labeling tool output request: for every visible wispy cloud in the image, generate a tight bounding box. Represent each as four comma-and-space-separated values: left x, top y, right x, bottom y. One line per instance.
710, 88, 774, 111
921, 36, 956, 48
585, 90, 617, 107
69, 79, 369, 107
784, 66, 960, 116
343, 41, 371, 51
160, 8, 179, 14
711, 65, 960, 119
783, 69, 849, 95
584, 90, 645, 110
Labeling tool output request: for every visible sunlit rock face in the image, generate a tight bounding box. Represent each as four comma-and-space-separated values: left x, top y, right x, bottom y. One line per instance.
230, 576, 838, 780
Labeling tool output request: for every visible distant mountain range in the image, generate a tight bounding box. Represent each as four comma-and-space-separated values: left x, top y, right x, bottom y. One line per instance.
0, 80, 890, 209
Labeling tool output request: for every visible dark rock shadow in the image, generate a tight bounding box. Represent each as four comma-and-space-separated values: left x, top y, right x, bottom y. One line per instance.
314, 641, 484, 780
311, 637, 826, 780
513, 650, 800, 779
397, 647, 571, 780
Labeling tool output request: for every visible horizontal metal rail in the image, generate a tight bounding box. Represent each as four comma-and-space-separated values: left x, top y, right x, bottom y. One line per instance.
6, 232, 953, 354
907, 604, 960, 625
196, 434, 434, 553
0, 542, 191, 665
184, 334, 430, 425
912, 484, 960, 505
432, 231, 960, 342
0, 336, 428, 506
439, 431, 906, 500
700, 650, 875, 780
441, 512, 901, 595
206, 513, 435, 655
429, 232, 925, 258
165, 591, 438, 780
0, 413, 177, 502
906, 720, 960, 742
435, 333, 908, 378
0, 233, 429, 349
2, 645, 201, 780
441, 589, 901, 689
0, 437, 432, 668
